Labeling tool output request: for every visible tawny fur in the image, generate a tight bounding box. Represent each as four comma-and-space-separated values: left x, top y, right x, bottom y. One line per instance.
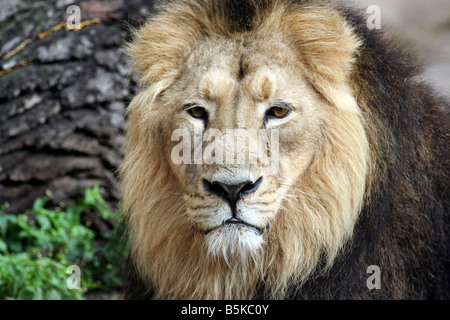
121, 0, 449, 299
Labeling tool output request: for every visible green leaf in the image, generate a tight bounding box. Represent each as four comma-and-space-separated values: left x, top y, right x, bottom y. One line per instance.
47, 289, 62, 300
32, 197, 46, 212
0, 239, 7, 252
36, 215, 51, 230
32, 288, 44, 300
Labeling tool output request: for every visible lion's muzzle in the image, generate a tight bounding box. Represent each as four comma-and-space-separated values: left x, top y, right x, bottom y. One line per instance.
202, 177, 263, 216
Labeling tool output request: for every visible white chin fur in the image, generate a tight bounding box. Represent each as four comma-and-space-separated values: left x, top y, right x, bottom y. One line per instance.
205, 223, 264, 268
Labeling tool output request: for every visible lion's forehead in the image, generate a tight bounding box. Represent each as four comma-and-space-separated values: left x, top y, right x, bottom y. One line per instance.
196, 67, 289, 106
184, 37, 299, 103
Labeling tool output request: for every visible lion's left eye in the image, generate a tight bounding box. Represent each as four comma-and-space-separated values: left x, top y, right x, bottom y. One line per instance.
185, 105, 208, 121
266, 106, 291, 119
188, 106, 207, 119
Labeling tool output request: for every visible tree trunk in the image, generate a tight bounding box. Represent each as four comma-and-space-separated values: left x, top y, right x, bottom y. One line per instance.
0, 0, 155, 213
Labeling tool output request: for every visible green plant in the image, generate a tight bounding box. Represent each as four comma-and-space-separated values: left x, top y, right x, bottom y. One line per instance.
0, 186, 128, 300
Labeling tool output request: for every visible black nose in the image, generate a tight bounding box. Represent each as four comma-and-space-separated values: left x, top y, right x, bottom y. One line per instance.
203, 177, 262, 216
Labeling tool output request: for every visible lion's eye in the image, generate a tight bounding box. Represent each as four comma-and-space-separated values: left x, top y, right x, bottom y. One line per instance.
187, 106, 208, 120
266, 106, 291, 119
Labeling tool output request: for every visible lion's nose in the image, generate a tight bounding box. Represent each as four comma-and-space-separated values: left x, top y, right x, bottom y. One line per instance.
203, 177, 262, 216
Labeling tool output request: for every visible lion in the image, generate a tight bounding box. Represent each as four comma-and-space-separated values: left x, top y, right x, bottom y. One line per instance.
120, 0, 449, 299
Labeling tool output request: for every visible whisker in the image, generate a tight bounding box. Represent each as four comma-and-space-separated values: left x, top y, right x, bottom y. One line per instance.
278, 184, 323, 200
170, 192, 185, 196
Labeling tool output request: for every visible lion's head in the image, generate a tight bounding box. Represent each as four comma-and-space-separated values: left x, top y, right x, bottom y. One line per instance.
121, 0, 370, 299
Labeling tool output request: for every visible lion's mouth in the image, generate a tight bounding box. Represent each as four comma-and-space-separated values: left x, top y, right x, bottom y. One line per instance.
203, 217, 265, 235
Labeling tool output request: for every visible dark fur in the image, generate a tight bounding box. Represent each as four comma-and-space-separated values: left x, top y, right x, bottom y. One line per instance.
125, 0, 449, 299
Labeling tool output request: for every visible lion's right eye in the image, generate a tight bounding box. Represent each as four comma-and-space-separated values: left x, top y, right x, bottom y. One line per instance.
186, 106, 208, 121
266, 106, 290, 118
265, 103, 292, 121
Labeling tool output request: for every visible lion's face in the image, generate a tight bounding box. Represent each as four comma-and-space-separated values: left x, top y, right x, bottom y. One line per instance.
158, 36, 325, 261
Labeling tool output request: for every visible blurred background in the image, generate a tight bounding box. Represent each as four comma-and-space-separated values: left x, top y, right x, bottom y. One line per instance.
353, 0, 450, 96
0, 0, 448, 299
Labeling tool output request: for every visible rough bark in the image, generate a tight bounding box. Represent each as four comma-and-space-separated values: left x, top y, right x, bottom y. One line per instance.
0, 0, 155, 213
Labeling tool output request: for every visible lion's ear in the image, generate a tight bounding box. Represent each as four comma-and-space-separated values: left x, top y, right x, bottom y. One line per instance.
281, 7, 362, 113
